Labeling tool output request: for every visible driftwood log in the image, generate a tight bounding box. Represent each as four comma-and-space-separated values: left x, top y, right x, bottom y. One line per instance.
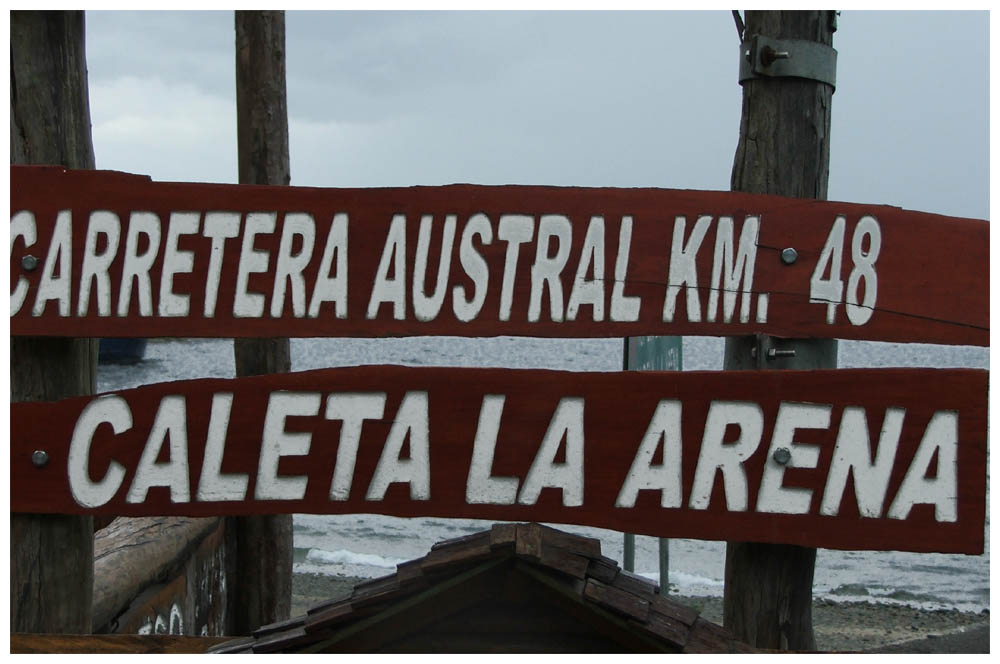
92, 516, 222, 633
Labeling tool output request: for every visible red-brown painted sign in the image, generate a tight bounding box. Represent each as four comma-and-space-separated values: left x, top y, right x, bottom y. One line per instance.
10, 166, 988, 345
11, 365, 987, 554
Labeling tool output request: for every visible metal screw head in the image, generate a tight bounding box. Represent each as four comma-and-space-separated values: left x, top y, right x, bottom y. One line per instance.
772, 447, 792, 466
21, 254, 39, 271
780, 247, 798, 265
31, 450, 49, 468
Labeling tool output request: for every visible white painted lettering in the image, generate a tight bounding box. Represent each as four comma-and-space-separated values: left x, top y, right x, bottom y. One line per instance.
706, 216, 759, 323
127, 395, 191, 504
466, 395, 519, 505
412, 214, 457, 322
233, 212, 276, 318
78, 211, 122, 317
452, 213, 491, 322
325, 392, 387, 501
497, 214, 534, 321
820, 407, 904, 517
689, 401, 763, 511
196, 393, 249, 502
158, 212, 200, 317
68, 395, 131, 508
367, 214, 407, 320
518, 397, 585, 507
271, 212, 316, 318
201, 212, 240, 318
118, 211, 162, 317
528, 215, 572, 322
308, 213, 349, 319
32, 210, 73, 317
887, 411, 959, 522
610, 215, 641, 322
616, 400, 682, 508
663, 215, 711, 323
566, 216, 605, 322
756, 402, 831, 514
255, 392, 321, 501
366, 391, 431, 501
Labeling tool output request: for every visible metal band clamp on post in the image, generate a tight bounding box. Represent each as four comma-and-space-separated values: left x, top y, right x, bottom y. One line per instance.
739, 35, 837, 89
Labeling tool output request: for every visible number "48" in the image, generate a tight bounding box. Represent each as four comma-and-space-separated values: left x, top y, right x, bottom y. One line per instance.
809, 215, 882, 326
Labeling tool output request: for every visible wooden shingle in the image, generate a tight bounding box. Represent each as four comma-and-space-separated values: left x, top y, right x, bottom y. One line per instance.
582, 578, 651, 622
586, 555, 621, 584
303, 600, 354, 633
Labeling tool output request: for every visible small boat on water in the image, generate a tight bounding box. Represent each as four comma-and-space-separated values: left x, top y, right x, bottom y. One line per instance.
98, 338, 147, 364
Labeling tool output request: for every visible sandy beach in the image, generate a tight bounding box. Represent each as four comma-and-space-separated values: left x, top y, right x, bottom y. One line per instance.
291, 572, 988, 653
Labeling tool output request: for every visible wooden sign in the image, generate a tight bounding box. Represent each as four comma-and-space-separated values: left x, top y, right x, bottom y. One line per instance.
11, 365, 987, 554
10, 166, 988, 345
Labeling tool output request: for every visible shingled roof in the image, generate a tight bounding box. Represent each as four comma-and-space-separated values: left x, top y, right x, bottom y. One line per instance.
208, 522, 754, 654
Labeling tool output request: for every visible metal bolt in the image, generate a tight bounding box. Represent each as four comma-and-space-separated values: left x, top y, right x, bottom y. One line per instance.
21, 254, 38, 271
767, 348, 797, 359
760, 45, 791, 67
772, 447, 792, 466
780, 247, 798, 265
31, 450, 49, 468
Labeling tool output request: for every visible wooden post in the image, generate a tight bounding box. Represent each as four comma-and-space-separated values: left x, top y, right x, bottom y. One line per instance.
723, 10, 837, 650
229, 9, 294, 634
10, 10, 98, 633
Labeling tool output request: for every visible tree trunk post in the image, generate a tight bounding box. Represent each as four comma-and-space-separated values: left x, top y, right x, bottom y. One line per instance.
229, 9, 294, 634
10, 10, 98, 634
723, 10, 838, 651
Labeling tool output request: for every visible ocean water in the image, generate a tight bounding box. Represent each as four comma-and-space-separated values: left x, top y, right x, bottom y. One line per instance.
96, 335, 990, 613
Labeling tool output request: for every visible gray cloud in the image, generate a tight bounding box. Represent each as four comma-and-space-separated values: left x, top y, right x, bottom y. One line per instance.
83, 10, 988, 220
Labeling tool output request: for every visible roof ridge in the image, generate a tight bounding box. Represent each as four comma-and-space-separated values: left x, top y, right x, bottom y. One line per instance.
208, 522, 753, 654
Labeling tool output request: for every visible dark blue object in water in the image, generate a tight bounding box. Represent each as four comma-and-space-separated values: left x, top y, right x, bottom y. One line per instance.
99, 338, 147, 364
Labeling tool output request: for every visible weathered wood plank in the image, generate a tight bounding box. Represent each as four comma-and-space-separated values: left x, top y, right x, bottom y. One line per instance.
611, 569, 658, 599
630, 610, 689, 649
649, 594, 699, 627
303, 601, 354, 633
10, 633, 232, 654
515, 523, 544, 559
539, 523, 602, 557
351, 575, 403, 608
421, 536, 494, 575
10, 166, 988, 346
537, 546, 591, 580
489, 523, 518, 549
10, 365, 988, 554
586, 556, 621, 585
684, 616, 754, 653
583, 579, 651, 622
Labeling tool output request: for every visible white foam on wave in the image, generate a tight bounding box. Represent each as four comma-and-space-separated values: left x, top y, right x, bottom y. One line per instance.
637, 569, 725, 592
306, 548, 407, 569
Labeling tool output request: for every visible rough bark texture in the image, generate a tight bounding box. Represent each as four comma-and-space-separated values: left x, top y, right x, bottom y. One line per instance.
92, 517, 221, 632
723, 10, 838, 651
229, 9, 294, 634
10, 9, 97, 634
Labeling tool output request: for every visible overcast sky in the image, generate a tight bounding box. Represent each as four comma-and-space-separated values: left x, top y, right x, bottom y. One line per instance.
83, 10, 989, 222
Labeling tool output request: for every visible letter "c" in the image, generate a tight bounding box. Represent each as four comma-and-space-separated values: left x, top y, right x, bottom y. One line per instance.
68, 395, 132, 508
